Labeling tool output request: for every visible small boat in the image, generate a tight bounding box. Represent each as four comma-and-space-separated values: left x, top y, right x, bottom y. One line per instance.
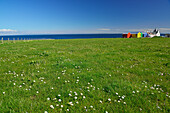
147, 29, 160, 37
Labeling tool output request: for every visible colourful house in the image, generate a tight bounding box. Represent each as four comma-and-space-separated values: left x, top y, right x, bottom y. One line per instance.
137, 32, 141, 38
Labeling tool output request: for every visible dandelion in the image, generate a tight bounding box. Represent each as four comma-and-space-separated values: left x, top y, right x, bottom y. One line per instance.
56, 104, 59, 106
137, 90, 139, 93
13, 83, 16, 85
67, 109, 69, 111
58, 77, 60, 79
84, 106, 87, 109
50, 105, 54, 109
132, 91, 135, 93
118, 100, 120, 103
61, 105, 63, 108
123, 102, 126, 104
3, 92, 5, 95
105, 111, 108, 113
36, 91, 39, 93
47, 97, 50, 100
44, 82, 46, 84
116, 92, 118, 95
19, 85, 22, 88
44, 111, 48, 113
80, 93, 83, 95
140, 108, 142, 111
58, 94, 61, 97
90, 105, 93, 108
69, 93, 72, 96
76, 101, 79, 104
33, 80, 36, 82
99, 100, 102, 103
83, 96, 86, 99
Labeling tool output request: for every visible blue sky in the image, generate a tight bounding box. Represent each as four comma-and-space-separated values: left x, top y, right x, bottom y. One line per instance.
0, 0, 170, 35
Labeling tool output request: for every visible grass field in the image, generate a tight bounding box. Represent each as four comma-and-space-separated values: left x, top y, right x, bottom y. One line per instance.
0, 38, 170, 113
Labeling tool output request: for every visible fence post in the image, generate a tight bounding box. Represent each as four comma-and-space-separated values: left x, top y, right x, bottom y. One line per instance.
8, 38, 9, 42
13, 38, 15, 43
1, 37, 3, 44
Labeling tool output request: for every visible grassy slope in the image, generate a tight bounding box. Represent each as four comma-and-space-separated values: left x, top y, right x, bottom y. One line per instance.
0, 38, 169, 113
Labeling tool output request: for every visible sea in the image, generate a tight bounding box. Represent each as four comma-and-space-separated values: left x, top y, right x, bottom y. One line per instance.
0, 34, 166, 40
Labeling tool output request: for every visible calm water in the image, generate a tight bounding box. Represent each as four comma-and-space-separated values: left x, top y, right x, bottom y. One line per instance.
0, 34, 166, 40
0, 34, 122, 40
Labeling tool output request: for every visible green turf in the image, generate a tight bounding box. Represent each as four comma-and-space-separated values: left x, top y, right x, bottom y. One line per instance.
0, 38, 170, 113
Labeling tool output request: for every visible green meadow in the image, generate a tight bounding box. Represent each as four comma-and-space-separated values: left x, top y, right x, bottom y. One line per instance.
0, 38, 169, 113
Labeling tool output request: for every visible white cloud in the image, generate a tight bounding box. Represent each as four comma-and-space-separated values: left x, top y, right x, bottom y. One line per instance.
159, 28, 170, 31
0, 29, 17, 32
128, 29, 153, 32
98, 28, 111, 31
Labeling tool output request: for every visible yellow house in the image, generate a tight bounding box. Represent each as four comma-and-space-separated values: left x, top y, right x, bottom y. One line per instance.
137, 32, 141, 38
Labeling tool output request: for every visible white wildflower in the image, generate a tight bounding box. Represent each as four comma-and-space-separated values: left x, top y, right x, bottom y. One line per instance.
58, 99, 62, 102
50, 105, 54, 109
74, 96, 77, 99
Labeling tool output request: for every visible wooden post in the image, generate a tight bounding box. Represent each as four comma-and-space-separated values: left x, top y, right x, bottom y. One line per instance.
1, 37, 3, 44
13, 38, 15, 43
